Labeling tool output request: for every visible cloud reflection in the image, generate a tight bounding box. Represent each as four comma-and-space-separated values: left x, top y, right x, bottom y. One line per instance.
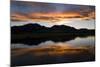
11, 42, 94, 57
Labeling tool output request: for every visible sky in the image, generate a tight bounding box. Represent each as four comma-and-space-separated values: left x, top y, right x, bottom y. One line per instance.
11, 1, 95, 29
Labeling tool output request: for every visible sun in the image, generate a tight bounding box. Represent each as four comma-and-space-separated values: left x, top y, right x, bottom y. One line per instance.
54, 19, 71, 25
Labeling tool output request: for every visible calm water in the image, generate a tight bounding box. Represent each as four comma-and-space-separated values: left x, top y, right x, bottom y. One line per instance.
11, 36, 95, 66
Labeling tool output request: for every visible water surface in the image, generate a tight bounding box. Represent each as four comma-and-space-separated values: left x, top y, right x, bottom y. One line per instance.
11, 36, 95, 66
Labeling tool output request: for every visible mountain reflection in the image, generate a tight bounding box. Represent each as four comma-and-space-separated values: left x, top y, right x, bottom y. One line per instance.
11, 36, 95, 66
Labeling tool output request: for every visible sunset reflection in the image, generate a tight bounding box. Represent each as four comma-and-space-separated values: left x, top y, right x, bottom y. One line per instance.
11, 43, 93, 57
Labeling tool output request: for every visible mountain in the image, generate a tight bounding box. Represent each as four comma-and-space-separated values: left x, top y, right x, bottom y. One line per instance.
11, 23, 95, 34
11, 24, 95, 45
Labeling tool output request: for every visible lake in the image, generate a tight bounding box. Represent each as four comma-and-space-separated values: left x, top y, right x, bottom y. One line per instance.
11, 36, 95, 66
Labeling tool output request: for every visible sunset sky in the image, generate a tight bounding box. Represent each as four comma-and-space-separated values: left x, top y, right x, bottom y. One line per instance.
11, 1, 95, 29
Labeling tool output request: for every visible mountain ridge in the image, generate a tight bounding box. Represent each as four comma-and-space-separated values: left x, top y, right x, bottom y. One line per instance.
11, 23, 95, 45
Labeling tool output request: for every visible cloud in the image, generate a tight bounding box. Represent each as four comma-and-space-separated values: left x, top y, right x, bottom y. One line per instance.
11, 11, 95, 22
11, 1, 95, 22
88, 11, 95, 19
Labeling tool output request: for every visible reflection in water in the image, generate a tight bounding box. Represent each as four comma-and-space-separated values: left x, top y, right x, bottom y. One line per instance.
11, 36, 95, 66
12, 44, 90, 56
12, 36, 95, 48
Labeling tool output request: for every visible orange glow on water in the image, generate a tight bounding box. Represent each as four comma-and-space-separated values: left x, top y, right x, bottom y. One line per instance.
11, 43, 91, 57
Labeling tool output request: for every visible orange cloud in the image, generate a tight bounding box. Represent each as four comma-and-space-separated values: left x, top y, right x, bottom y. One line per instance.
11, 11, 95, 22
11, 12, 29, 21
88, 11, 95, 19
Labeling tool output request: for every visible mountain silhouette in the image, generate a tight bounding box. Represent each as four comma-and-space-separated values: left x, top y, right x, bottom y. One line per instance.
11, 23, 95, 34
11, 23, 95, 45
